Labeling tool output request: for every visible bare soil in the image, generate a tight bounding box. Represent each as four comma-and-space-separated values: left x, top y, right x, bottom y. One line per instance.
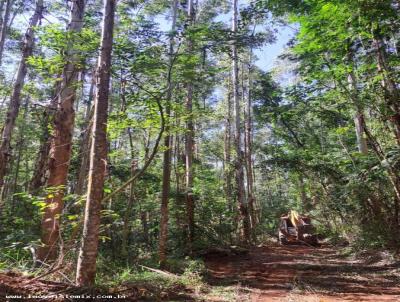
0, 244, 399, 301
205, 244, 400, 302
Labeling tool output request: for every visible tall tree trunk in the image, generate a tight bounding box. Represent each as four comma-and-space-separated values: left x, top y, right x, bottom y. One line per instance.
158, 0, 177, 268
75, 75, 95, 196
121, 126, 137, 257
29, 89, 59, 193
38, 0, 86, 262
76, 0, 115, 286
224, 88, 234, 217
75, 116, 93, 195
9, 98, 29, 212
372, 31, 400, 145
29, 128, 51, 192
0, 0, 11, 65
173, 129, 186, 238
232, 0, 250, 243
121, 159, 137, 257
346, 49, 368, 155
243, 57, 257, 243
0, 1, 6, 58
0, 0, 43, 194
347, 74, 368, 155
141, 210, 149, 245
353, 111, 368, 154
184, 0, 195, 253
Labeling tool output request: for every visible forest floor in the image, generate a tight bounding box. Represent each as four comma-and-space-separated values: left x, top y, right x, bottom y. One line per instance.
204, 243, 400, 301
0, 244, 399, 301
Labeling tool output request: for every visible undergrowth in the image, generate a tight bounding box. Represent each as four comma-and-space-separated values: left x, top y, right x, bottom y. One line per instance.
0, 242, 211, 300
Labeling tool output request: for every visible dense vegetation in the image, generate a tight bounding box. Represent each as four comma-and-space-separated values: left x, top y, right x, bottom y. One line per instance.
0, 0, 399, 294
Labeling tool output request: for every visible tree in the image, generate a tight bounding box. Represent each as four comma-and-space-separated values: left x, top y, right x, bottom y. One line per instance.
346, 48, 368, 155
254, 0, 400, 246
0, 0, 11, 65
38, 0, 86, 262
0, 0, 43, 197
243, 53, 258, 242
232, 0, 251, 243
74, 70, 95, 195
159, 0, 178, 268
184, 0, 195, 252
76, 0, 116, 286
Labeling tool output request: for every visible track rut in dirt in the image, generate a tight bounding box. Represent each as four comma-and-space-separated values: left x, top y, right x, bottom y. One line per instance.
205, 244, 400, 301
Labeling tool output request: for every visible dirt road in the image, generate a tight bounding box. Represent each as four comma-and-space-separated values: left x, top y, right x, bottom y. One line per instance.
205, 244, 400, 302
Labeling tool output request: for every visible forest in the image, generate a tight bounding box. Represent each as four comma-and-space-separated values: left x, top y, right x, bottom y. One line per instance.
0, 0, 399, 301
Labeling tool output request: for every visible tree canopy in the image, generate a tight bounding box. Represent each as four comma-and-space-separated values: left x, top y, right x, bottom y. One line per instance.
0, 0, 399, 299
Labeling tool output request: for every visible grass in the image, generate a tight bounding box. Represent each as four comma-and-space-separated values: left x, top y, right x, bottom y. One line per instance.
0, 246, 33, 274
202, 283, 253, 302
93, 257, 211, 301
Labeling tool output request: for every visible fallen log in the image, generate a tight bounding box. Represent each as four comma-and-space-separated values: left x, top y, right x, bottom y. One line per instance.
139, 265, 180, 279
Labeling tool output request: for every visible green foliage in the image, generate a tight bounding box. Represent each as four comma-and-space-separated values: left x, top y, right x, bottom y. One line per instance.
181, 259, 206, 288
1, 0, 399, 297
27, 25, 99, 84
251, 0, 400, 249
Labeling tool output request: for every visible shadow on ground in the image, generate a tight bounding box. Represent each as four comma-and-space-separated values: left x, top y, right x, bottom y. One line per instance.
205, 244, 400, 301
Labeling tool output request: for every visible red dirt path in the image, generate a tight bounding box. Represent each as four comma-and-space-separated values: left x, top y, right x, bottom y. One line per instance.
205, 244, 400, 302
